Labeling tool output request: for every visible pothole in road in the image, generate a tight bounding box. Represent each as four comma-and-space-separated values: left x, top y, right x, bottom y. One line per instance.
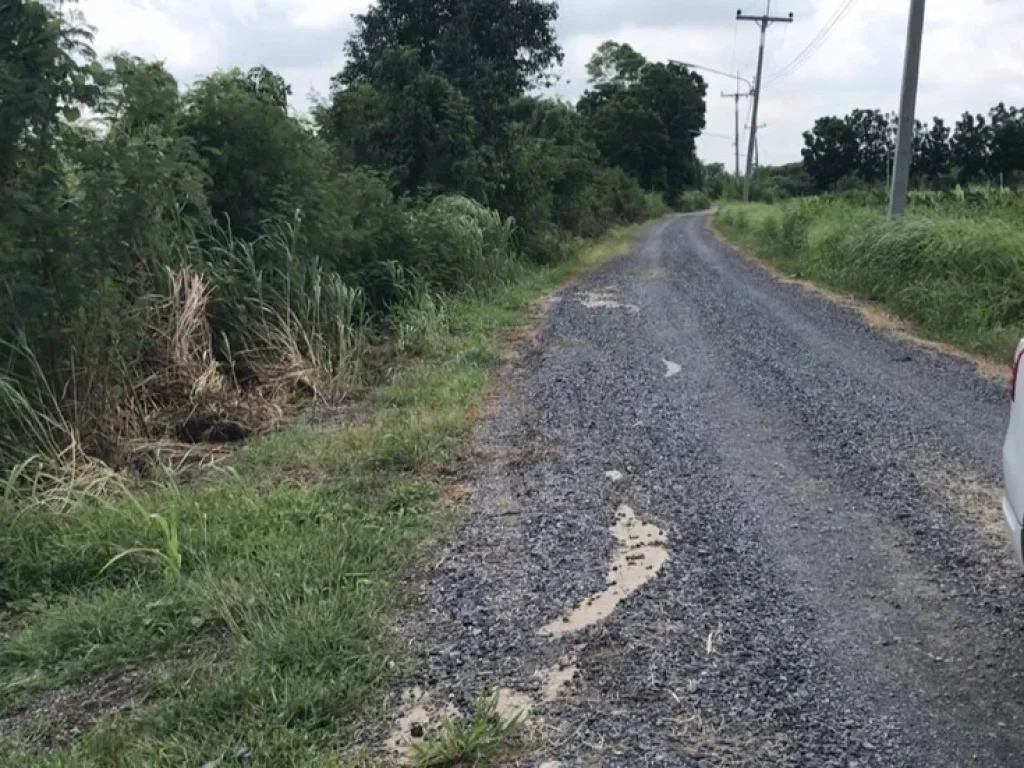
579, 288, 640, 314
539, 504, 670, 638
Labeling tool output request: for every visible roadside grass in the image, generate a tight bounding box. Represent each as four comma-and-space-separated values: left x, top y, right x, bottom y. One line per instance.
0, 222, 650, 767
714, 200, 1024, 361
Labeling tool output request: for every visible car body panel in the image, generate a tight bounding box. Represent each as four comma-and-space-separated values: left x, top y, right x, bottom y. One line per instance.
1002, 338, 1024, 567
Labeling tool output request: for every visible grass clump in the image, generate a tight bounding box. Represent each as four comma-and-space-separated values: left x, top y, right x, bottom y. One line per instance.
715, 197, 1024, 360
412, 690, 527, 768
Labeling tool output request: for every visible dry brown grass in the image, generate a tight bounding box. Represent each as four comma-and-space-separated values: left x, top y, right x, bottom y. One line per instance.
919, 465, 1005, 542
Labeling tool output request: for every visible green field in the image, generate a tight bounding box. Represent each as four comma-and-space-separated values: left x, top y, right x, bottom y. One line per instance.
714, 191, 1024, 361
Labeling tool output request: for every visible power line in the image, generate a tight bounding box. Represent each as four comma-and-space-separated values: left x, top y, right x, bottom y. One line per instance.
765, 0, 857, 84
676, 61, 754, 90
766, 0, 855, 83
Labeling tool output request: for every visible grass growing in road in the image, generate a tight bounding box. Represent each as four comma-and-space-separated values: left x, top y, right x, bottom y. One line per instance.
411, 690, 526, 768
714, 199, 1024, 361
0, 224, 648, 767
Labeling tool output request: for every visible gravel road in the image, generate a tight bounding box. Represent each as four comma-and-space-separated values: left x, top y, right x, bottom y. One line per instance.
394, 213, 1024, 767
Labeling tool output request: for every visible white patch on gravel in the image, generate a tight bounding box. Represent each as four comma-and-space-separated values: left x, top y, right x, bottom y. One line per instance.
579, 289, 640, 313
539, 504, 669, 638
496, 687, 534, 719
605, 470, 624, 481
536, 662, 577, 702
387, 687, 458, 761
662, 359, 682, 378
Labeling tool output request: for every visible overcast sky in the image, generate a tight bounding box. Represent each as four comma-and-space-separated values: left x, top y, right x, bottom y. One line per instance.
82, 0, 1024, 168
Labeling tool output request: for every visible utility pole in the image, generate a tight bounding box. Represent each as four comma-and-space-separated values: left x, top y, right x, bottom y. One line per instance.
888, 0, 927, 218
737, 3, 793, 201
721, 73, 751, 179
746, 123, 767, 169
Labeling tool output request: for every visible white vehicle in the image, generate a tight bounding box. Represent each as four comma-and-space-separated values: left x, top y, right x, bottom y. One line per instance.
1003, 338, 1024, 567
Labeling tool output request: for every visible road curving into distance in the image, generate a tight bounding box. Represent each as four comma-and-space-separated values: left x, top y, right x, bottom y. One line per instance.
392, 212, 1024, 767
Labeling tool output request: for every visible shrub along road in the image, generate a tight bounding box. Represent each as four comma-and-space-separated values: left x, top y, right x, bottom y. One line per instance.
397, 213, 1024, 766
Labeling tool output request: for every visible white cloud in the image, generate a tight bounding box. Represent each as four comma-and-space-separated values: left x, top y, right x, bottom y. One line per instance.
80, 0, 1024, 168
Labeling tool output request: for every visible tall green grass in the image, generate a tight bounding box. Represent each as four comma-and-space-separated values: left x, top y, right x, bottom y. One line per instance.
715, 198, 1024, 359
0, 193, 531, 475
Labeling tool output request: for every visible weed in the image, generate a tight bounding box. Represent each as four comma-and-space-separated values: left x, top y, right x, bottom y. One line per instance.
101, 501, 183, 586
412, 689, 527, 768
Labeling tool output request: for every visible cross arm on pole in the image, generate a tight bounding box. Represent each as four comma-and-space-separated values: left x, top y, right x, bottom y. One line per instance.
737, 12, 794, 23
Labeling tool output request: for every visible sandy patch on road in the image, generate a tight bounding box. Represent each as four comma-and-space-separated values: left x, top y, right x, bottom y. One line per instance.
579, 288, 640, 314
539, 504, 669, 638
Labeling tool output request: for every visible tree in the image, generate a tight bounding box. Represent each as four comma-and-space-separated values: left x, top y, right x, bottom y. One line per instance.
844, 109, 892, 184
0, 0, 100, 185
988, 103, 1024, 183
321, 49, 479, 196
337, 0, 562, 125
183, 68, 316, 237
801, 116, 859, 191
585, 41, 646, 88
951, 112, 992, 184
96, 54, 181, 133
917, 117, 952, 183
0, 0, 103, 377
578, 45, 706, 203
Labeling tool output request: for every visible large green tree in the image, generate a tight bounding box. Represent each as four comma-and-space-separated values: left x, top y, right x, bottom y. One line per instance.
950, 112, 992, 184
917, 117, 952, 183
337, 0, 562, 126
801, 116, 860, 191
320, 48, 479, 196
988, 103, 1024, 182
578, 43, 707, 203
0, 0, 103, 376
183, 68, 317, 237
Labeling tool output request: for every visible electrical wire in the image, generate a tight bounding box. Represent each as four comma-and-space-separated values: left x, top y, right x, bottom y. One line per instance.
766, 0, 856, 83
765, 0, 858, 84
677, 61, 753, 91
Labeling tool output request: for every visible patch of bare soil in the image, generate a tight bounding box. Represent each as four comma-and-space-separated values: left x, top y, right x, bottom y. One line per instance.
0, 668, 149, 750
298, 397, 369, 430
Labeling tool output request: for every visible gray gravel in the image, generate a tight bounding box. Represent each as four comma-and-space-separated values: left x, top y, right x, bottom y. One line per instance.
396, 213, 1024, 766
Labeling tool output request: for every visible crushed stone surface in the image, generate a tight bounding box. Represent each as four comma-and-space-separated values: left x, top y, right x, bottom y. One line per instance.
390, 214, 1024, 766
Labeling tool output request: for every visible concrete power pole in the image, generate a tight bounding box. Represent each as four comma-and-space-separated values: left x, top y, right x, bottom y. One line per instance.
721, 74, 751, 179
888, 0, 927, 219
737, 5, 793, 202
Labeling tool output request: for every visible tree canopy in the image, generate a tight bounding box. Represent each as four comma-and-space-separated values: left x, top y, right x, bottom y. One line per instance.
801, 104, 1024, 192
337, 0, 563, 125
578, 43, 707, 203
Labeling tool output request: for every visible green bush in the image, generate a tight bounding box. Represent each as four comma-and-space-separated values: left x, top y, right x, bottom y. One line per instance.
677, 190, 712, 212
